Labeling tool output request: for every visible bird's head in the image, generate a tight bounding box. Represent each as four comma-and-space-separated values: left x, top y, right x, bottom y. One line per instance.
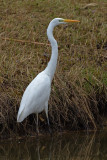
50, 18, 80, 27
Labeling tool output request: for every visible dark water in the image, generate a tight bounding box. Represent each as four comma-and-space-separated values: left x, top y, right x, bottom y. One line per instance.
0, 130, 107, 160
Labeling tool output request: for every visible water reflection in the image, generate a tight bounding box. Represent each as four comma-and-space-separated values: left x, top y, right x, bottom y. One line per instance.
0, 130, 107, 160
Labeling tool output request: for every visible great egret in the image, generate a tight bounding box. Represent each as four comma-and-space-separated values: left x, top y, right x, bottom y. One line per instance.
17, 18, 80, 134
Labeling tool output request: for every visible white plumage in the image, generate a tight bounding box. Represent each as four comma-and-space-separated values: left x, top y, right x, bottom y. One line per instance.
17, 71, 51, 122
17, 18, 80, 134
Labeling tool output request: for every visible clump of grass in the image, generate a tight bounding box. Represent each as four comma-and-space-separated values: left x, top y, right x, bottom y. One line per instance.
0, 0, 107, 138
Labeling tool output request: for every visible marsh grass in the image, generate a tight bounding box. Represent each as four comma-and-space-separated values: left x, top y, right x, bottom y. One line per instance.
0, 0, 107, 137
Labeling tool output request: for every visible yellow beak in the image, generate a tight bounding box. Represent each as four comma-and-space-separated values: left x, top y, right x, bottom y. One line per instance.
64, 19, 80, 23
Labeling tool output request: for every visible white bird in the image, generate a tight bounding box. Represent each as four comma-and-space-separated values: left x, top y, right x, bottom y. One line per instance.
17, 18, 80, 134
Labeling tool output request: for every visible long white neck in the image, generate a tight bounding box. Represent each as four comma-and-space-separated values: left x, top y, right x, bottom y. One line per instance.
44, 22, 58, 82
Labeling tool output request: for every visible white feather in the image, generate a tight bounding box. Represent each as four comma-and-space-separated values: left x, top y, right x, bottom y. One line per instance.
17, 18, 79, 133
17, 71, 51, 122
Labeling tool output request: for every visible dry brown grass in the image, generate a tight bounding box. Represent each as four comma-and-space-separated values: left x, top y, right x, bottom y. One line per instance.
0, 0, 107, 137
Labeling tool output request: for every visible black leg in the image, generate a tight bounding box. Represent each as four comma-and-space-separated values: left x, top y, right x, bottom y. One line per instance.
36, 113, 39, 135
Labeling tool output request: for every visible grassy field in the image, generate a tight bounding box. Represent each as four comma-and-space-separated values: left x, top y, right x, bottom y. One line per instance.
0, 0, 107, 138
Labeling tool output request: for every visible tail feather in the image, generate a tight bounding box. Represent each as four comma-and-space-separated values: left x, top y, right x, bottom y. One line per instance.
17, 107, 25, 122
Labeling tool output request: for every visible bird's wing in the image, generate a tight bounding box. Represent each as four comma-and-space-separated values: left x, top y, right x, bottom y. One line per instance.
17, 71, 51, 122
